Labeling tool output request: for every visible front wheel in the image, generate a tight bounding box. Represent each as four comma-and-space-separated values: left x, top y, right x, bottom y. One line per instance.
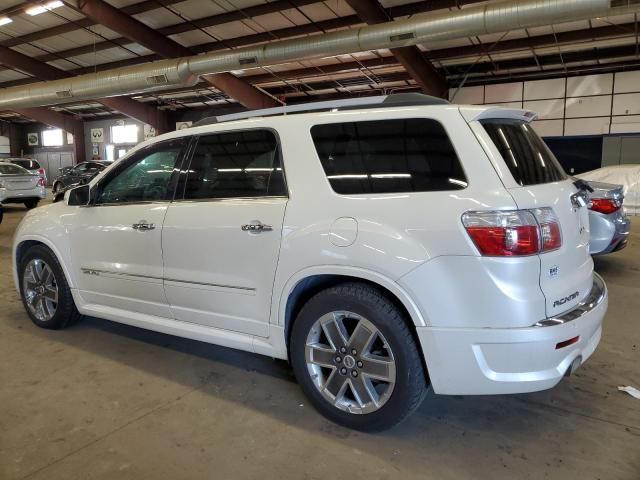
290, 283, 428, 432
19, 244, 81, 329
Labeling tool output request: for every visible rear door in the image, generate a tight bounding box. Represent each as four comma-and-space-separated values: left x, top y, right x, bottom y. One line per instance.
162, 129, 287, 337
475, 117, 592, 317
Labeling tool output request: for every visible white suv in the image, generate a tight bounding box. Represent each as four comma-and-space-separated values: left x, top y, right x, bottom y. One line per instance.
13, 94, 607, 431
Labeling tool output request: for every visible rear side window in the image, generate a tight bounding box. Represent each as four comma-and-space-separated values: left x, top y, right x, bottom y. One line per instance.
182, 129, 286, 200
481, 119, 567, 186
311, 118, 467, 195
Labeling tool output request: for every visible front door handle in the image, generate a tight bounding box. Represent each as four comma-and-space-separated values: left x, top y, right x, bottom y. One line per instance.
241, 221, 273, 233
133, 220, 155, 231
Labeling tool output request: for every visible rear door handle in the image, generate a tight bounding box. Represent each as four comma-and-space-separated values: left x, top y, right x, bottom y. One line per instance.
241, 221, 272, 233
132, 220, 155, 231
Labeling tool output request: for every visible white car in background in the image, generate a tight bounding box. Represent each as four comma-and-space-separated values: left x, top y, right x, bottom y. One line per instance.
578, 165, 640, 216
0, 161, 47, 209
12, 94, 607, 431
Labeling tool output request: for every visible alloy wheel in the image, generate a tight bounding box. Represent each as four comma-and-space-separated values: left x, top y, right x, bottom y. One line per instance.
23, 259, 58, 322
305, 311, 396, 414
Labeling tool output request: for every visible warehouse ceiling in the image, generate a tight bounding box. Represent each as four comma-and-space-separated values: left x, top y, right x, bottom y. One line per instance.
0, 0, 638, 123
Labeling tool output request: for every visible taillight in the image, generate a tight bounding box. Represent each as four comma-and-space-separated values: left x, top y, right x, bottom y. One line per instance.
531, 207, 562, 252
589, 198, 621, 215
462, 208, 561, 257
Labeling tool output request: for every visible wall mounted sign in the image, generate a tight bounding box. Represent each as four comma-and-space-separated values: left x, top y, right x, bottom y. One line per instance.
27, 133, 39, 146
67, 132, 74, 145
143, 124, 157, 140
176, 121, 192, 131
91, 128, 104, 143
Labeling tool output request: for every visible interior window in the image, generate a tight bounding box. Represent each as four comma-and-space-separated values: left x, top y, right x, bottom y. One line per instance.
311, 118, 467, 195
96, 140, 184, 204
182, 130, 286, 199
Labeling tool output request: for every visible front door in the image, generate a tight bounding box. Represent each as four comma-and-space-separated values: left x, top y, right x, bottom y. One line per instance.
66, 138, 186, 318
162, 129, 287, 337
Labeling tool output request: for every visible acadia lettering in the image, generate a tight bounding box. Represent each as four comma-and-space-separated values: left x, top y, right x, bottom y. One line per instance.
553, 291, 580, 308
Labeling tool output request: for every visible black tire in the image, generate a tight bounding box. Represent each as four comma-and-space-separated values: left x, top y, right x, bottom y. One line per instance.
19, 244, 81, 330
290, 282, 428, 432
24, 199, 39, 209
53, 182, 61, 194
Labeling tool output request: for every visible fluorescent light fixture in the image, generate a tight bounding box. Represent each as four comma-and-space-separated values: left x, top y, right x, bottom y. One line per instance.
0, 17, 12, 26
26, 1, 63, 16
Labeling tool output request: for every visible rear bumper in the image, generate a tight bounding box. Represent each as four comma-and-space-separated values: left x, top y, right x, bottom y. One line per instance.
418, 273, 607, 395
0, 187, 46, 203
590, 212, 631, 255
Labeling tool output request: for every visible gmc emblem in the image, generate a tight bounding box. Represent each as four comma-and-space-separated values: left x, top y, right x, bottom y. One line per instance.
553, 291, 579, 308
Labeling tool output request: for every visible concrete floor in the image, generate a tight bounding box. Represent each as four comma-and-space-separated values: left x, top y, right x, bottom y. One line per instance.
0, 202, 638, 480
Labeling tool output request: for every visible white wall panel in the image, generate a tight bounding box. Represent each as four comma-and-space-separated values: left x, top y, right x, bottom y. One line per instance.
610, 115, 640, 134
485, 82, 523, 103
523, 78, 565, 100
448, 86, 484, 104
613, 71, 640, 94
485, 101, 523, 109
524, 99, 565, 119
564, 118, 610, 136
532, 120, 564, 137
566, 74, 613, 97
612, 93, 640, 116
565, 96, 612, 118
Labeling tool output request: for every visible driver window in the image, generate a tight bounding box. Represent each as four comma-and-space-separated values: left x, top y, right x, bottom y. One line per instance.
73, 163, 88, 173
96, 139, 184, 205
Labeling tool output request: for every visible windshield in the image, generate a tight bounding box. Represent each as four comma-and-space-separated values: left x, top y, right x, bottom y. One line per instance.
481, 119, 567, 186
0, 163, 30, 175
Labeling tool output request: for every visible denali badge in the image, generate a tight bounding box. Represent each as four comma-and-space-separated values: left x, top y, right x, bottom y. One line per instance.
553, 291, 579, 308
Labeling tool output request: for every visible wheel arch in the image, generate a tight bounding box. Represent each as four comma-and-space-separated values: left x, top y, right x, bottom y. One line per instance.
279, 266, 428, 348
14, 236, 76, 294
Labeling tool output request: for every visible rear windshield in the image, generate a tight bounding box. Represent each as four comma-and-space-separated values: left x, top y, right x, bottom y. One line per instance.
11, 159, 39, 169
311, 118, 467, 195
0, 163, 29, 175
481, 119, 567, 186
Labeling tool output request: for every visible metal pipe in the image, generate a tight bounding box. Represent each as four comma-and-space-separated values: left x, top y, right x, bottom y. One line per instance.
0, 0, 636, 110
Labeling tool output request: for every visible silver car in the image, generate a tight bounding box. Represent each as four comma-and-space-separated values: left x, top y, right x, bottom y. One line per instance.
585, 181, 630, 255
0, 161, 47, 209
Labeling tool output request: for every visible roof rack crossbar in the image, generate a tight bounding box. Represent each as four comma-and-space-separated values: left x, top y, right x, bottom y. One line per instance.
192, 93, 448, 127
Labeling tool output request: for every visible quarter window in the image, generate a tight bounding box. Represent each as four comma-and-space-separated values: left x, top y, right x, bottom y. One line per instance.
311, 118, 467, 195
182, 130, 285, 199
95, 140, 184, 204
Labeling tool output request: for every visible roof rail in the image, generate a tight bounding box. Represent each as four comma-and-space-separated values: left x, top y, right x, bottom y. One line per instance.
192, 93, 449, 127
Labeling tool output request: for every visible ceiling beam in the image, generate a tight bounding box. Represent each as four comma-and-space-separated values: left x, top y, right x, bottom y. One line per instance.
14, 108, 86, 163
70, 0, 278, 109
344, 0, 446, 96
0, 0, 483, 76
0, 45, 169, 132
0, 0, 185, 48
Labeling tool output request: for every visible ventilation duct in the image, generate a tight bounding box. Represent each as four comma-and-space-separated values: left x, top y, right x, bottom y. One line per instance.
0, 0, 637, 110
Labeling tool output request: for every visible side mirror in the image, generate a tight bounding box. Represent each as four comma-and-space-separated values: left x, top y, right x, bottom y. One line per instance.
67, 184, 91, 206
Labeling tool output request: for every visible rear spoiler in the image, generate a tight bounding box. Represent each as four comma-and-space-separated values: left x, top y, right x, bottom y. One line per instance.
459, 106, 538, 123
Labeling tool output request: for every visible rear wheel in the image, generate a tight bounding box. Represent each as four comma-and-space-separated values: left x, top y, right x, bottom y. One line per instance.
19, 244, 81, 330
290, 282, 428, 431
24, 199, 39, 209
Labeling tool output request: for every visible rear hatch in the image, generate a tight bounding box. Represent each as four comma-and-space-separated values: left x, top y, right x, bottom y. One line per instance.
0, 163, 40, 190
472, 114, 593, 318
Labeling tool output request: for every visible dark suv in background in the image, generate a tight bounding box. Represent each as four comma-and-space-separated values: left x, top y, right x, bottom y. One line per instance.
52, 161, 109, 193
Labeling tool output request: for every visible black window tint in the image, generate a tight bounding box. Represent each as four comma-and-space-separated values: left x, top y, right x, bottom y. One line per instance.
183, 130, 285, 199
310, 118, 467, 195
96, 140, 184, 204
481, 119, 567, 186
